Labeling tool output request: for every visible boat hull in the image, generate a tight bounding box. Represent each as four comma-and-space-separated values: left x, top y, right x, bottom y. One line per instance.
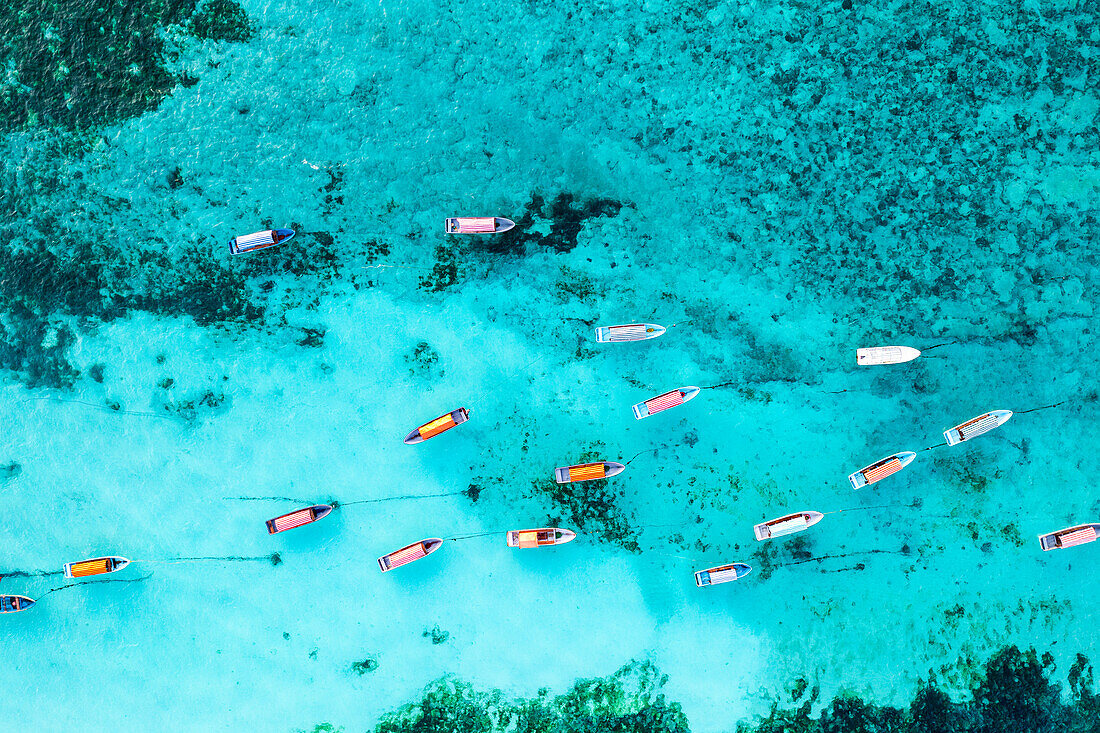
848, 451, 916, 490
632, 386, 699, 420
378, 538, 443, 572
445, 217, 515, 234
594, 323, 667, 343
266, 504, 334, 534
506, 528, 577, 548
754, 511, 824, 541
63, 556, 131, 579
404, 408, 469, 444
944, 410, 1012, 446
0, 595, 34, 613
1038, 523, 1100, 551
856, 345, 921, 365
229, 228, 295, 255
554, 461, 625, 483
694, 562, 751, 587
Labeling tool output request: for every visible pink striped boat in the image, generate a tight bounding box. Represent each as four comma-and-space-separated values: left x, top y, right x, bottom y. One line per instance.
944, 410, 1012, 446
632, 386, 699, 420
1039, 523, 1100, 552
378, 538, 443, 572
848, 451, 916, 490
266, 505, 334, 534
594, 323, 666, 343
229, 228, 295, 255
445, 217, 515, 234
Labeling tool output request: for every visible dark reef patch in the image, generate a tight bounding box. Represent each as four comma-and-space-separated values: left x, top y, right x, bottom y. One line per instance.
422, 625, 450, 645
476, 192, 627, 255
0, 0, 254, 132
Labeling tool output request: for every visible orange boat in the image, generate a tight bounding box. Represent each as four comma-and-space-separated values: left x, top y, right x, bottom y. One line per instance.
63, 556, 130, 579
378, 538, 443, 572
506, 528, 576, 548
404, 408, 469, 445
554, 461, 625, 484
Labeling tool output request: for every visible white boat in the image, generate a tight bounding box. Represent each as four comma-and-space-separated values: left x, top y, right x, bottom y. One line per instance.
63, 556, 130, 579
943, 410, 1012, 446
856, 346, 921, 365
1038, 523, 1100, 551
594, 324, 666, 343
754, 511, 824, 541
445, 217, 515, 234
632, 386, 699, 420
506, 528, 576, 548
554, 461, 625, 484
848, 451, 916, 490
694, 562, 751, 587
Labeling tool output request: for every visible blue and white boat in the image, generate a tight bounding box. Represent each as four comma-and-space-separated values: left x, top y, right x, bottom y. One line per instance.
694, 562, 751, 587
229, 228, 295, 255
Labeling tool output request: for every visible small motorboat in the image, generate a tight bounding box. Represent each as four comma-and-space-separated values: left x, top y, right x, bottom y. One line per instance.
404, 408, 469, 445
63, 556, 131, 579
266, 504, 334, 534
1038, 523, 1100, 552
694, 562, 751, 587
445, 217, 515, 234
229, 228, 295, 255
632, 386, 700, 420
848, 451, 916, 490
594, 323, 666, 343
944, 410, 1012, 446
378, 538, 443, 572
506, 527, 577, 548
856, 346, 921, 365
0, 595, 34, 613
754, 511, 824, 541
554, 461, 625, 484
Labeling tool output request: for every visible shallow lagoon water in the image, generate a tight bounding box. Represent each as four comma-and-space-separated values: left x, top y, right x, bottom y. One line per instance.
2, 0, 1099, 730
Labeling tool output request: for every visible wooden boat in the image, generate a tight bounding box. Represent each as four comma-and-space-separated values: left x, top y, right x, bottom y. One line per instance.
378, 538, 443, 572
554, 461, 625, 484
0, 595, 34, 613
506, 527, 577, 548
856, 346, 921, 365
943, 410, 1012, 446
632, 386, 699, 420
404, 408, 469, 445
694, 562, 751, 587
445, 217, 515, 234
848, 451, 916, 490
594, 323, 666, 343
229, 228, 295, 255
1038, 523, 1100, 552
754, 511, 824, 541
63, 556, 130, 579
266, 504, 334, 534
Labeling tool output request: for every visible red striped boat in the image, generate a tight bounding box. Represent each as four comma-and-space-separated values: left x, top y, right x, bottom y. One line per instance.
378, 538, 443, 572
0, 595, 34, 613
63, 556, 130, 579
506, 528, 576, 548
944, 410, 1012, 445
554, 461, 625, 484
445, 217, 515, 234
594, 323, 666, 343
632, 386, 699, 419
754, 511, 824, 541
404, 408, 469, 445
848, 451, 916, 490
1039, 523, 1100, 551
229, 228, 295, 255
266, 505, 334, 534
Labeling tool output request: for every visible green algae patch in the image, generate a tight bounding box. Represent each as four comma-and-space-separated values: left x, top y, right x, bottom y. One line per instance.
422, 625, 449, 645
0, 0, 254, 132
372, 661, 688, 733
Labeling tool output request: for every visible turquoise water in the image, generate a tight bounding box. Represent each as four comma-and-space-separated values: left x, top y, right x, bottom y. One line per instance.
2, 0, 1099, 730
